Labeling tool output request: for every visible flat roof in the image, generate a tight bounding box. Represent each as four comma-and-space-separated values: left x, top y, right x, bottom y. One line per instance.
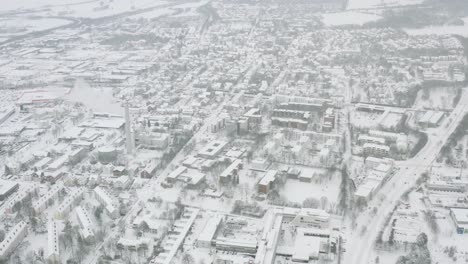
199, 140, 227, 157
293, 234, 320, 261
451, 208, 468, 224
198, 215, 222, 243
259, 170, 277, 185
363, 143, 390, 151
0, 180, 18, 195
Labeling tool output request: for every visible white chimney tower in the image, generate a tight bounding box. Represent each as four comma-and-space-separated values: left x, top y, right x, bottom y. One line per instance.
124, 102, 134, 154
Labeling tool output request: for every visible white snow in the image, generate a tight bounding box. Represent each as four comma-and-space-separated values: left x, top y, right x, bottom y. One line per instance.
0, 0, 88, 12
322, 11, 382, 26
128, 8, 174, 20
404, 18, 468, 37
63, 79, 123, 115
0, 0, 169, 19
347, 0, 424, 10
0, 17, 71, 38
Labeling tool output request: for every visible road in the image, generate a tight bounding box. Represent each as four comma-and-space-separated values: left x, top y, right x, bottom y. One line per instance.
345, 87, 468, 264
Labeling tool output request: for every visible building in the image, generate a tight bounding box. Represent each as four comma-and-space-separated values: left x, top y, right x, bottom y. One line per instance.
0, 180, 19, 201
4, 184, 38, 214
358, 135, 386, 145
363, 143, 390, 157
244, 108, 262, 128
197, 215, 223, 248
135, 131, 169, 149
219, 159, 243, 183
0, 107, 15, 126
33, 183, 64, 213
255, 207, 337, 264
94, 186, 118, 218
392, 218, 422, 244
117, 238, 150, 251
76, 206, 95, 241
198, 140, 228, 158
258, 170, 278, 194
291, 230, 321, 262
0, 221, 28, 260
426, 180, 466, 193
354, 164, 392, 201
172, 170, 206, 188
368, 130, 406, 143
150, 208, 199, 264
289, 208, 330, 229
215, 238, 258, 254
271, 117, 308, 130
418, 111, 445, 128
166, 166, 188, 183
450, 208, 468, 234
55, 187, 84, 219
47, 220, 60, 264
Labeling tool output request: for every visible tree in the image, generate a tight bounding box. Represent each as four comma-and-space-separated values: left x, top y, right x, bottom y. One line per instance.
94, 206, 104, 222
320, 196, 329, 210
181, 253, 195, 264
139, 221, 150, 235
416, 233, 428, 248
302, 197, 320, 208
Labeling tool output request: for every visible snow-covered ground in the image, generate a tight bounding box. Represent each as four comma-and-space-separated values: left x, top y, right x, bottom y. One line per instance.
413, 86, 459, 111
64, 79, 123, 115
48, 0, 168, 19
322, 11, 382, 26
0, 17, 71, 38
131, 0, 210, 19
279, 168, 341, 207
128, 8, 174, 20
405, 17, 468, 37
347, 0, 424, 10
0, 0, 88, 12
0, 0, 169, 19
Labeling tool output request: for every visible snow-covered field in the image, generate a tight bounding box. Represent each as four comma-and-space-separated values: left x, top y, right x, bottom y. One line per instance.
0, 17, 71, 38
64, 79, 123, 115
47, 0, 168, 19
405, 18, 468, 37
347, 0, 424, 10
128, 8, 174, 20
413, 86, 459, 111
131, 0, 210, 19
0, 0, 169, 19
322, 11, 382, 26
0, 0, 87, 12
279, 168, 341, 207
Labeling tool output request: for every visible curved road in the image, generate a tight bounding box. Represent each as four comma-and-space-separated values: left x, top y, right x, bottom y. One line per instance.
345, 88, 468, 264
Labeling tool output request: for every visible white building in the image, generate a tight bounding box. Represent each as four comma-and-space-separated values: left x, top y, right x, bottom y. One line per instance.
55, 187, 84, 219
33, 183, 64, 213
4, 184, 38, 214
76, 206, 95, 241
289, 208, 330, 229
393, 218, 422, 244
198, 140, 227, 158
219, 159, 243, 183
258, 170, 277, 194
363, 143, 390, 157
47, 220, 60, 264
94, 186, 118, 218
0, 221, 28, 260
450, 208, 468, 234
197, 215, 223, 248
